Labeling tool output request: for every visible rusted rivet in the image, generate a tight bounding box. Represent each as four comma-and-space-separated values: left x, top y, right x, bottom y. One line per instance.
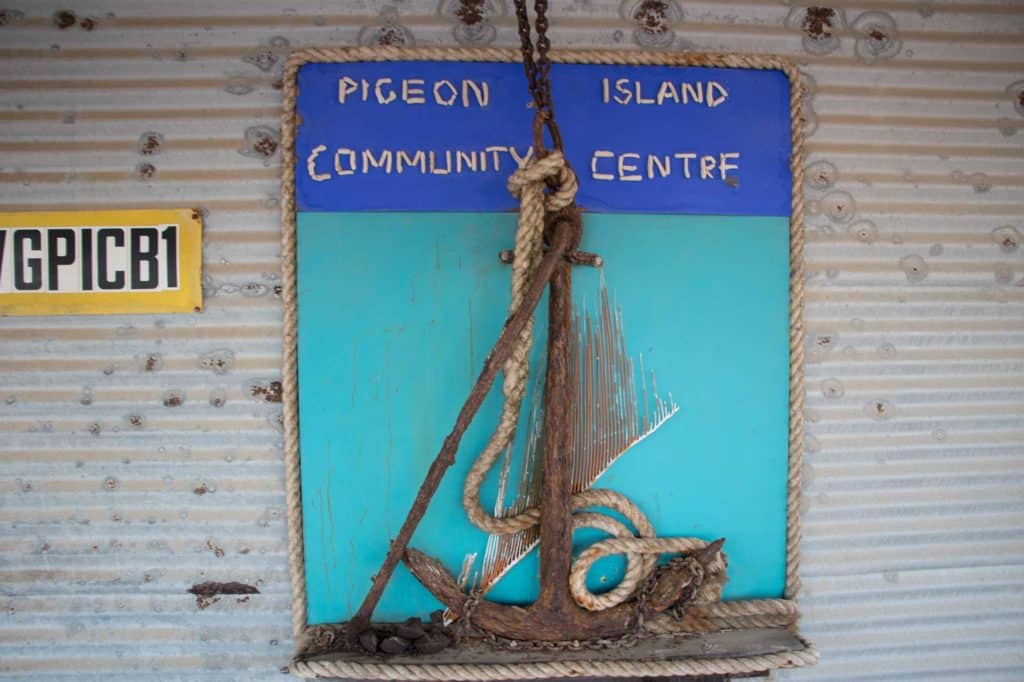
53, 9, 76, 29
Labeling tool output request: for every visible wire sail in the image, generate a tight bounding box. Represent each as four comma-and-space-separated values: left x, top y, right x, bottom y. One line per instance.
476, 280, 678, 594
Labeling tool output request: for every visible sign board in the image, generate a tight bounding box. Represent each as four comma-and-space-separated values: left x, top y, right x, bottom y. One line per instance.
0, 209, 202, 316
284, 51, 801, 628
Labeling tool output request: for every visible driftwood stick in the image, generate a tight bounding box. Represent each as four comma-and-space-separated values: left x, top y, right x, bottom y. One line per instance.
350, 221, 575, 629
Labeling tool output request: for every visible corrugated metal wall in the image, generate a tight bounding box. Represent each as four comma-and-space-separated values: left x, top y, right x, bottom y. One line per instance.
1, 1, 1021, 680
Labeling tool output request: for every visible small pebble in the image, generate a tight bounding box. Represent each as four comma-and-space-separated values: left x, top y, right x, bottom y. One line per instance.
395, 617, 425, 640
379, 635, 411, 655
357, 629, 379, 654
414, 631, 452, 655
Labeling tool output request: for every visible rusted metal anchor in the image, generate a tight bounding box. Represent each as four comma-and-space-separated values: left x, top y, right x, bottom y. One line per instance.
400, 213, 724, 641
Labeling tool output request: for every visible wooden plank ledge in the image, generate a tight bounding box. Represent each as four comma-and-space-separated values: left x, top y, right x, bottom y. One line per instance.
296, 627, 813, 669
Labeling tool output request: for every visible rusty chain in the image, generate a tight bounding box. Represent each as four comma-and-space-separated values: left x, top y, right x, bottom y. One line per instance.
512, 0, 564, 154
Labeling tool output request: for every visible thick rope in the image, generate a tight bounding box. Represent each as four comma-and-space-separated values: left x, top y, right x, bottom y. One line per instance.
291, 647, 819, 679
280, 53, 308, 645
460, 151, 576, 538
280, 47, 810, 671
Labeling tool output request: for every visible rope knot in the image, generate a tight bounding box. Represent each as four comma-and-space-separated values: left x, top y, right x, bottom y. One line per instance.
507, 150, 578, 211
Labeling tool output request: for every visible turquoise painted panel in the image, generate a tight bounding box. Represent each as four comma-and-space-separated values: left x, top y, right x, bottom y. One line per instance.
297, 212, 790, 624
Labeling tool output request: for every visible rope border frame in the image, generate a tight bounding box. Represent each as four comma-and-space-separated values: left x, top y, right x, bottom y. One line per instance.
280, 46, 812, 678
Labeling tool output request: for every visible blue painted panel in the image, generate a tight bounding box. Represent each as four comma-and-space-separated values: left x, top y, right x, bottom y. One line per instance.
297, 212, 790, 624
296, 61, 792, 216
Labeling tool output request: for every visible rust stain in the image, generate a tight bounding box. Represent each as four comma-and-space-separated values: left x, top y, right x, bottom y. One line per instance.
377, 26, 406, 46
162, 391, 184, 407
250, 380, 282, 403
803, 7, 836, 39
252, 134, 277, 157
79, 16, 96, 31
136, 162, 156, 180
633, 0, 669, 35
53, 10, 76, 29
143, 353, 161, 371
456, 0, 485, 26
205, 539, 225, 558
127, 414, 143, 428
138, 132, 163, 155
188, 581, 259, 609
194, 482, 211, 495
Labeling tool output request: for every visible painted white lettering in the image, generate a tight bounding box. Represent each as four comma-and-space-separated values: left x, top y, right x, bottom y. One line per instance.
618, 152, 642, 181
508, 145, 534, 168
375, 78, 396, 104
602, 77, 610, 104
591, 150, 615, 181
681, 82, 703, 104
455, 150, 478, 173
484, 146, 508, 171
719, 152, 740, 180
462, 80, 489, 108
634, 82, 654, 105
338, 76, 359, 104
397, 150, 426, 174
673, 152, 696, 178
707, 81, 728, 107
647, 154, 671, 179
656, 81, 679, 105
700, 155, 717, 179
429, 150, 452, 175
306, 144, 331, 182
334, 148, 356, 176
434, 80, 458, 107
362, 149, 393, 174
613, 78, 632, 105
402, 79, 426, 104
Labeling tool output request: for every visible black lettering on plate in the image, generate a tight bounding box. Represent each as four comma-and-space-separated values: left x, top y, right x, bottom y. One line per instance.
14, 229, 42, 291
161, 224, 178, 288
47, 228, 76, 291
97, 228, 125, 290
130, 227, 159, 290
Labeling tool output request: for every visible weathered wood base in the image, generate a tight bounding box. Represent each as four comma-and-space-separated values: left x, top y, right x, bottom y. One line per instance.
298, 627, 811, 671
